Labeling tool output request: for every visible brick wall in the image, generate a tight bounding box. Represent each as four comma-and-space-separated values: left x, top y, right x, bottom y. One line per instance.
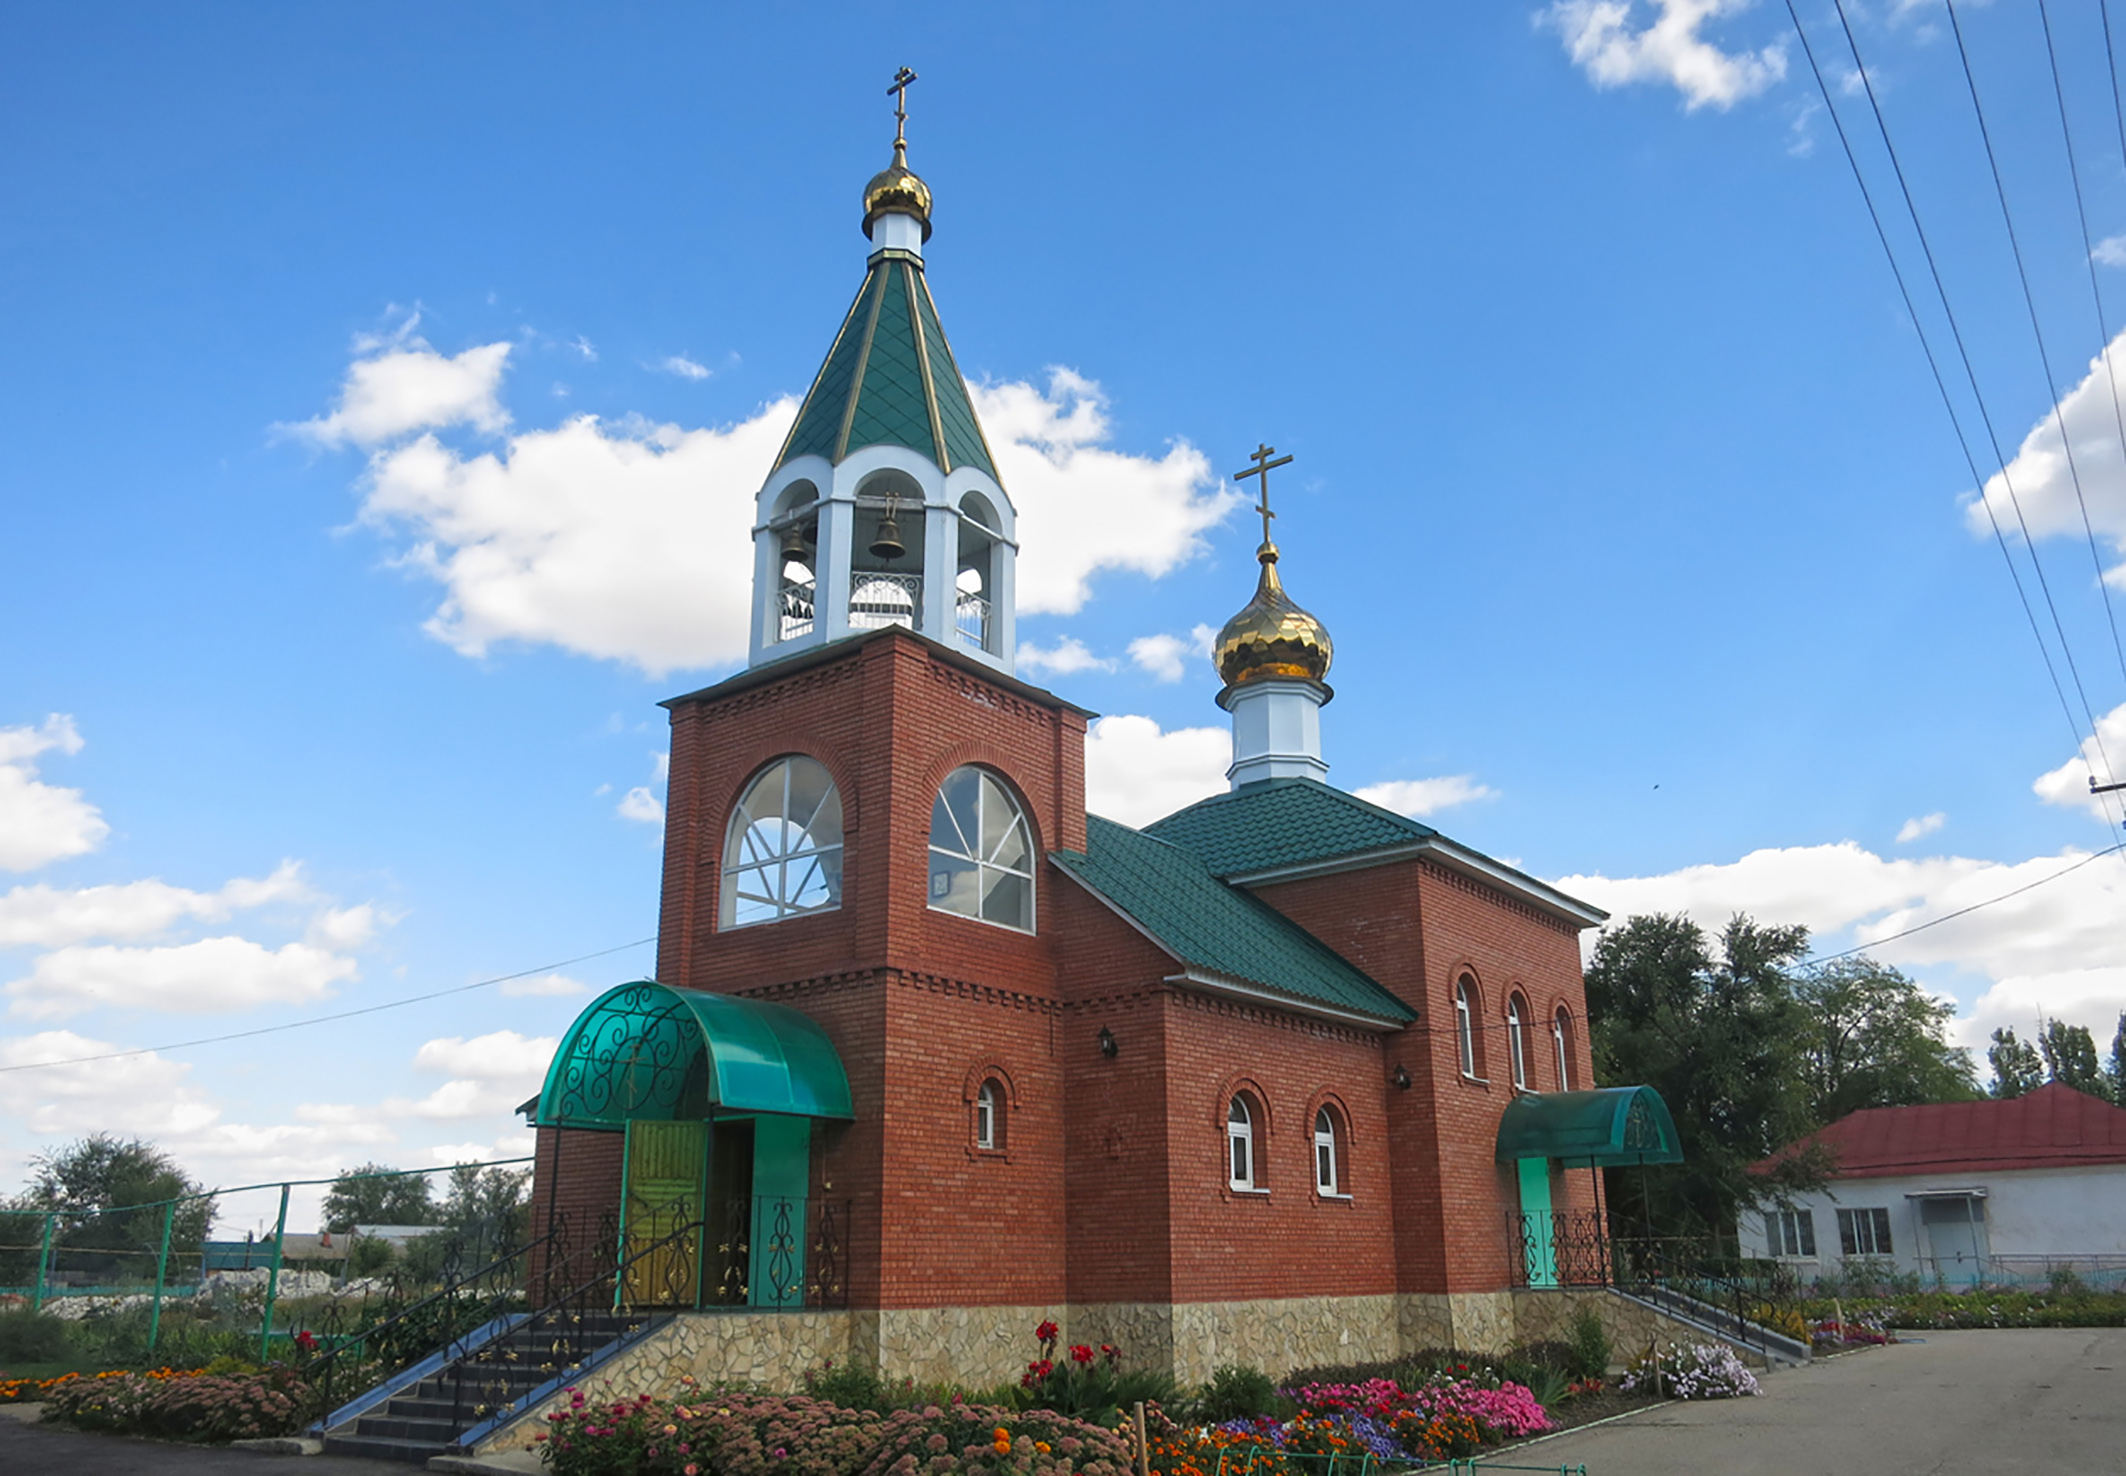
526, 1124, 624, 1297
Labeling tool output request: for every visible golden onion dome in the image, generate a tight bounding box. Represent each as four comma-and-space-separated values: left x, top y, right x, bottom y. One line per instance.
863, 143, 933, 242
1213, 541, 1333, 690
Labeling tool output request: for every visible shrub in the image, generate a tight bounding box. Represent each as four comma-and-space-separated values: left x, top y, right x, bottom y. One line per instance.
1012, 1324, 1174, 1425
38, 1364, 309, 1441
1618, 1343, 1760, 1400
0, 1310, 72, 1364
1195, 1364, 1278, 1423
1566, 1304, 1612, 1379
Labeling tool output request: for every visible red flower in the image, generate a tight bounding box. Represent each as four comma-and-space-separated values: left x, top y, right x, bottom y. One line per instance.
292, 1330, 317, 1353
1034, 1319, 1059, 1344
1070, 1345, 1093, 1364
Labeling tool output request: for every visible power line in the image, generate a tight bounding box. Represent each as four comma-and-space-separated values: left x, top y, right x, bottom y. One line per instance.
1803, 840, 2126, 966
0, 936, 656, 1075
1945, 0, 2126, 772
2035, 0, 2126, 696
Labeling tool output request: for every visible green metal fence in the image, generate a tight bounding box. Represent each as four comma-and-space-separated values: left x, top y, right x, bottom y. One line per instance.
0, 1159, 530, 1364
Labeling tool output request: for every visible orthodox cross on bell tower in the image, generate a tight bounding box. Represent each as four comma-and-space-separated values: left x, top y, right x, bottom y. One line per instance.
888, 66, 918, 150
1232, 442, 1293, 545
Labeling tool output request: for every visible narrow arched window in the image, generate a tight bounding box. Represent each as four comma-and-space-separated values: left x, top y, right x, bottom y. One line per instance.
928, 766, 1035, 932
975, 1080, 1001, 1150
1314, 1107, 1340, 1196
1507, 994, 1530, 1091
1455, 978, 1477, 1078
1554, 1007, 1575, 1091
720, 756, 844, 928
1228, 1095, 1257, 1190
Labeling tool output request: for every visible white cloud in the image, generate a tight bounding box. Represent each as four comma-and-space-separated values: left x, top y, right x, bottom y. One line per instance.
660, 355, 711, 381
335, 356, 1232, 676
974, 370, 1240, 615
617, 787, 665, 824
1018, 636, 1114, 677
498, 972, 591, 998
0, 1031, 216, 1140
1354, 775, 1499, 818
306, 902, 382, 950
2094, 235, 2126, 269
1541, 0, 1788, 111
1965, 328, 2126, 580
1084, 714, 1229, 827
0, 861, 312, 949
0, 715, 109, 873
6, 936, 359, 1020
285, 340, 512, 448
1897, 811, 1947, 844
393, 1029, 557, 1120
1129, 625, 1219, 684
1555, 839, 2126, 1051
570, 335, 598, 361
2033, 700, 2126, 822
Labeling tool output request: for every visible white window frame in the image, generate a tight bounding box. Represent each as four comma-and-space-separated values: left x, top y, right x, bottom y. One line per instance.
1228, 1095, 1258, 1191
1507, 996, 1529, 1091
1313, 1106, 1342, 1197
720, 756, 844, 929
927, 766, 1036, 933
1766, 1207, 1817, 1259
1553, 1008, 1572, 1091
1837, 1207, 1894, 1258
1455, 979, 1477, 1078
975, 1080, 999, 1151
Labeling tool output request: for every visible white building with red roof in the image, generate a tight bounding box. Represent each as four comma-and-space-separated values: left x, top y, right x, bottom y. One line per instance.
1741, 1083, 2126, 1287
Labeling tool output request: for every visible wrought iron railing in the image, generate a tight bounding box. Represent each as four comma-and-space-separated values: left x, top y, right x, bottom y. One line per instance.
850, 572, 921, 631
779, 575, 816, 640
702, 1194, 849, 1309
955, 589, 991, 648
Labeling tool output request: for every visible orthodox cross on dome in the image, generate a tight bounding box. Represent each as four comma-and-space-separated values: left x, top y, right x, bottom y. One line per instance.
888, 65, 918, 149
1232, 442, 1293, 545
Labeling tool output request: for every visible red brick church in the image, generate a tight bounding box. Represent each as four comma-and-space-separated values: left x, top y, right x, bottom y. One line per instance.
521, 103, 1680, 1388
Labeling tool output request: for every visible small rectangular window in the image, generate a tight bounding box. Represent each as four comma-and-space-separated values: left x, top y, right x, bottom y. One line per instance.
1837, 1207, 1893, 1257
1765, 1209, 1817, 1258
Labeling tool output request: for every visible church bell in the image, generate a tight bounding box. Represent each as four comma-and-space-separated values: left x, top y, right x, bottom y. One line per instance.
780, 524, 814, 566
868, 495, 908, 562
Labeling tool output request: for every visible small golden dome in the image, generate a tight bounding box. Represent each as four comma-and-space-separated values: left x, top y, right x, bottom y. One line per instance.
1213, 541, 1333, 690
863, 144, 933, 241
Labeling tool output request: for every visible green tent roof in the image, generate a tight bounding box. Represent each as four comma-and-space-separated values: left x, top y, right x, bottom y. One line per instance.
1051, 816, 1415, 1026
774, 252, 998, 479
1143, 778, 1440, 878
536, 980, 854, 1130
1495, 1086, 1683, 1167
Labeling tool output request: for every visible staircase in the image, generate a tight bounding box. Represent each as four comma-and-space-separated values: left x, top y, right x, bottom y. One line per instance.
322, 1310, 660, 1462
1613, 1284, 1811, 1368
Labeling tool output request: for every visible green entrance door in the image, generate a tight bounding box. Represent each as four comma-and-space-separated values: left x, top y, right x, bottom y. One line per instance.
1517, 1157, 1558, 1288
620, 1120, 708, 1309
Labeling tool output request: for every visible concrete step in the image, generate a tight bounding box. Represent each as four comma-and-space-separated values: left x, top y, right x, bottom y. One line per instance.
322, 1431, 449, 1463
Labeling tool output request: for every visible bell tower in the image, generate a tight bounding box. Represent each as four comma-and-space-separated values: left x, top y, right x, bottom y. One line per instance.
746, 68, 1019, 675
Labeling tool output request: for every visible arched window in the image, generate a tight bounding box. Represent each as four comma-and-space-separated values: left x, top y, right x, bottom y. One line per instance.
1554, 1007, 1575, 1091
720, 756, 843, 928
975, 1079, 1001, 1150
928, 766, 1035, 932
1228, 1094, 1258, 1191
1454, 977, 1478, 1079
1507, 994, 1530, 1091
1314, 1106, 1341, 1196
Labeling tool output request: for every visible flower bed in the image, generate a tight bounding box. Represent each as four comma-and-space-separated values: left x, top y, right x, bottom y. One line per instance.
1618, 1343, 1759, 1400
38, 1363, 310, 1441
1799, 1290, 2126, 1332
536, 1385, 1134, 1476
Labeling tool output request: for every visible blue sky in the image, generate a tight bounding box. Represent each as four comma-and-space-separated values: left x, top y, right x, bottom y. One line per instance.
4, 1, 2125, 1230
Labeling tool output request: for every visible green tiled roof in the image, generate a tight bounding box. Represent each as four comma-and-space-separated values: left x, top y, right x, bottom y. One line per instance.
1143, 777, 1440, 879
1052, 816, 1415, 1025
774, 254, 998, 480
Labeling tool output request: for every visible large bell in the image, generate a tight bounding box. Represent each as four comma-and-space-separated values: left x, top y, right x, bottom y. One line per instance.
868, 500, 907, 562
779, 524, 812, 566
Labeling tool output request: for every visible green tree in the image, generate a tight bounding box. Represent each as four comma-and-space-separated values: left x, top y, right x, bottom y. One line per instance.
2109, 1015, 2126, 1105
1989, 1028, 2046, 1099
320, 1164, 439, 1233
1583, 912, 1821, 1236
2037, 1018, 2112, 1101
1792, 957, 1981, 1122
6, 1135, 213, 1284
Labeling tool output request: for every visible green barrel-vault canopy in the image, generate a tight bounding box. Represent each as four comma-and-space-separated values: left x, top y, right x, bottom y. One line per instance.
1495, 1086, 1682, 1167
536, 980, 854, 1130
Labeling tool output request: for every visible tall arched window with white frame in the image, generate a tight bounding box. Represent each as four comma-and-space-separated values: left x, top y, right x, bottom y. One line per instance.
928, 766, 1035, 932
1554, 1007, 1575, 1091
1228, 1094, 1258, 1190
1455, 978, 1477, 1078
1507, 994, 1529, 1091
1314, 1106, 1340, 1196
975, 1079, 1001, 1150
720, 756, 844, 928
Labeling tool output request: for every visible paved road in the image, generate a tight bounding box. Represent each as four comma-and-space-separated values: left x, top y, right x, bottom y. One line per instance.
0, 1419, 399, 1474
1516, 1328, 2125, 1476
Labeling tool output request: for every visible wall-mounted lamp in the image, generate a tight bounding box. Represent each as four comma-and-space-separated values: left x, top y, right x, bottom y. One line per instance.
1392, 1064, 1412, 1090
1098, 1026, 1119, 1059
